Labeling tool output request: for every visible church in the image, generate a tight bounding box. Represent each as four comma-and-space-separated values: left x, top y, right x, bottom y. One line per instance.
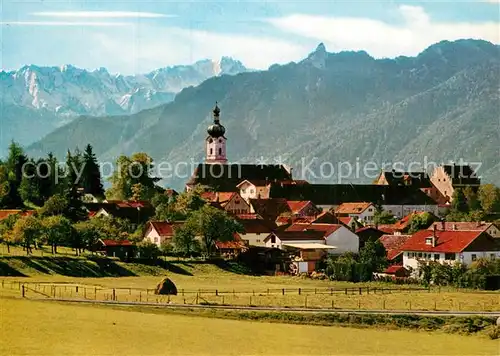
185, 103, 294, 192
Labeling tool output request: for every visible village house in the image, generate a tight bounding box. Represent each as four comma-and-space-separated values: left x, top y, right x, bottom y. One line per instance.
201, 191, 251, 215
237, 218, 276, 247
334, 202, 375, 223
286, 223, 359, 254
269, 183, 438, 218
263, 231, 326, 250
374, 170, 438, 201
429, 164, 480, 203
427, 221, 500, 237
355, 227, 387, 249
400, 226, 500, 271
379, 234, 413, 265
92, 239, 136, 260
85, 200, 154, 227
143, 221, 184, 247
215, 233, 248, 257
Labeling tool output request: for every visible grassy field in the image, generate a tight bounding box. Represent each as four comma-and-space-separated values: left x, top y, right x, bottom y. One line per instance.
1, 297, 498, 356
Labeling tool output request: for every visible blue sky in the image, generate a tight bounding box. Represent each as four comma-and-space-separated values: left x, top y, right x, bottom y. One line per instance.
1, 0, 499, 74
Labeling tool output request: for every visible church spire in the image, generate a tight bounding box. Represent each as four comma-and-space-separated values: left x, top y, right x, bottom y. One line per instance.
205, 102, 227, 164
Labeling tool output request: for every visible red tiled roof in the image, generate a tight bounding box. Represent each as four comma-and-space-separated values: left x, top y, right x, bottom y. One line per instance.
379, 234, 412, 260
335, 202, 373, 215
427, 221, 495, 232
201, 192, 236, 204
384, 265, 408, 274
286, 223, 342, 237
100, 239, 133, 247
249, 198, 291, 221
266, 231, 326, 242
149, 221, 184, 237
238, 219, 275, 234
286, 201, 312, 214
401, 230, 483, 253
0, 210, 35, 220
376, 225, 397, 234
215, 233, 247, 250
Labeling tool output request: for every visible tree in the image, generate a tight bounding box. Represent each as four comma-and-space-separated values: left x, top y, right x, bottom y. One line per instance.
359, 240, 387, 272
73, 220, 102, 252
451, 188, 468, 213
478, 184, 500, 214
463, 186, 481, 211
81, 144, 104, 198
136, 240, 161, 260
41, 215, 73, 254
172, 224, 200, 257
185, 205, 243, 256
39, 194, 69, 217
0, 213, 20, 253
373, 210, 396, 225
407, 212, 435, 233
0, 164, 9, 207
12, 215, 42, 255
106, 153, 160, 201
5, 142, 28, 208
63, 150, 86, 221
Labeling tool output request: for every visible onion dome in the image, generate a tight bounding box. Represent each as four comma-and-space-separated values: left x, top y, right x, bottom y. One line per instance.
207, 102, 225, 137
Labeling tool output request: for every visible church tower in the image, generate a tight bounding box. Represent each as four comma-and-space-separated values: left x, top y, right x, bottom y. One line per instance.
205, 102, 227, 164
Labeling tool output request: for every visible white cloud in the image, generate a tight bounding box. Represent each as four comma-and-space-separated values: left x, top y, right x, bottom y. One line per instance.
89, 26, 307, 73
0, 21, 129, 27
31, 11, 173, 18
267, 5, 500, 58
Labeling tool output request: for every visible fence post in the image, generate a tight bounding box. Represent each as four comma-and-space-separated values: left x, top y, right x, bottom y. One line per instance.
367, 287, 370, 294
22, 285, 25, 298
139, 292, 142, 302
196, 293, 199, 304
298, 288, 301, 295
358, 300, 361, 309
434, 301, 437, 310
330, 288, 333, 296
331, 300, 334, 309
249, 296, 252, 306
282, 288, 285, 295
304, 296, 307, 308
84, 288, 86, 299
112, 289, 116, 301
383, 299, 385, 310
76, 286, 78, 294
359, 288, 362, 295
94, 288, 97, 299
314, 288, 317, 294
253, 290, 255, 296
216, 289, 218, 296
345, 288, 347, 295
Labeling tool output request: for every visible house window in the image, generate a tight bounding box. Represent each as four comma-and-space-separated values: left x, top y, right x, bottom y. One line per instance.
434, 254, 440, 260
256, 239, 260, 243
425, 238, 433, 245
490, 254, 496, 260
417, 252, 422, 258
445, 253, 455, 260
256, 232, 260, 235
154, 237, 158, 243
241, 189, 246, 193
219, 148, 222, 155
471, 254, 477, 261
210, 148, 213, 155
368, 208, 373, 212
250, 189, 254, 194
270, 235, 276, 244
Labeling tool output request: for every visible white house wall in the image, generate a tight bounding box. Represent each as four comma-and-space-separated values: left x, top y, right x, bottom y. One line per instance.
324, 227, 359, 254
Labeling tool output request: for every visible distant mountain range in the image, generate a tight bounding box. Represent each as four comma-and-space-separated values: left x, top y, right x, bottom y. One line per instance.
0, 57, 248, 152
8, 39, 500, 188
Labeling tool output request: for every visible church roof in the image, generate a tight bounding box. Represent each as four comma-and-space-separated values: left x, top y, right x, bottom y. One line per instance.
186, 163, 292, 192
269, 183, 436, 206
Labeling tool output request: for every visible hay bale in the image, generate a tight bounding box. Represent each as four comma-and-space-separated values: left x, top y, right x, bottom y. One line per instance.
154, 277, 177, 295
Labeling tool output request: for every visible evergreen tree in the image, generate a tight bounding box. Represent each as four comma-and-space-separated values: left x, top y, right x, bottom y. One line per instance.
81, 144, 104, 198
463, 186, 481, 211
63, 150, 86, 221
5, 142, 28, 208
451, 188, 469, 213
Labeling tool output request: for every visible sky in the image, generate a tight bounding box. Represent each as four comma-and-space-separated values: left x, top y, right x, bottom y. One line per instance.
1, 0, 499, 74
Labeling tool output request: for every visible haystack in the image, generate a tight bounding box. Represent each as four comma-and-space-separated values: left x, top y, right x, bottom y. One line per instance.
154, 277, 178, 295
